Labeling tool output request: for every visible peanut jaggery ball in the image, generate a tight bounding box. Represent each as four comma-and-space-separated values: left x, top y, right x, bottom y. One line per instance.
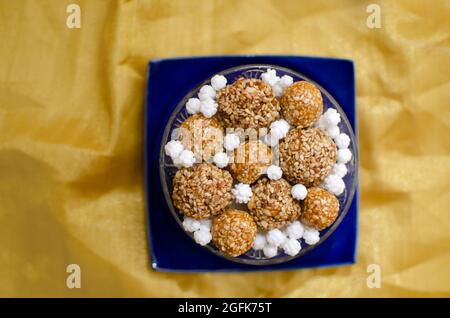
212, 209, 257, 257
279, 127, 336, 187
178, 114, 224, 161
280, 81, 323, 128
229, 140, 272, 184
216, 78, 280, 129
248, 178, 301, 230
172, 163, 232, 219
301, 187, 340, 230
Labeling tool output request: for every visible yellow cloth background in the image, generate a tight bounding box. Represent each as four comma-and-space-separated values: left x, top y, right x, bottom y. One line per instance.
0, 0, 449, 297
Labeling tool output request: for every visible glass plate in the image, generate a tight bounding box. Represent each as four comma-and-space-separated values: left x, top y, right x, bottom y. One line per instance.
159, 64, 358, 265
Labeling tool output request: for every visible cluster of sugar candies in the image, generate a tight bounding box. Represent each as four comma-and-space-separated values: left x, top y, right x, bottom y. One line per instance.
164, 68, 353, 259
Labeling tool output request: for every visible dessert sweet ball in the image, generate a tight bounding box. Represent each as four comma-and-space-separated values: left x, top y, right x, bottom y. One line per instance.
248, 178, 301, 230
279, 127, 336, 187
300, 187, 340, 230
216, 78, 280, 129
178, 114, 224, 161
280, 81, 323, 128
229, 140, 272, 184
212, 209, 257, 257
172, 163, 233, 219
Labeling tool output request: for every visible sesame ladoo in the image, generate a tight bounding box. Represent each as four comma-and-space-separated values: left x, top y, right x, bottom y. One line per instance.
216, 78, 280, 129
280, 81, 323, 128
247, 178, 301, 230
172, 163, 233, 219
178, 114, 224, 161
229, 140, 272, 184
279, 127, 336, 187
300, 187, 340, 230
212, 209, 257, 257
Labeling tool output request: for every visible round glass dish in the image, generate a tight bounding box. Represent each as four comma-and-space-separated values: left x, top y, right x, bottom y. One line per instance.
159, 64, 358, 265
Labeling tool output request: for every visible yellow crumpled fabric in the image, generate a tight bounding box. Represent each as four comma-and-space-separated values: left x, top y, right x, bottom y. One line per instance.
0, 0, 449, 297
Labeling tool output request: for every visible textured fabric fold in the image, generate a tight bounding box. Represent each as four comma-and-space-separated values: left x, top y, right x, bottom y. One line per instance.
0, 0, 449, 297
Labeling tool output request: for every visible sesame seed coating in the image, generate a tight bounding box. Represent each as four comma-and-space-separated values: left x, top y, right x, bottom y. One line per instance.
280, 81, 323, 128
279, 127, 336, 187
172, 163, 233, 219
300, 187, 340, 230
229, 140, 272, 184
178, 114, 224, 161
212, 209, 257, 257
247, 178, 301, 231
216, 78, 280, 129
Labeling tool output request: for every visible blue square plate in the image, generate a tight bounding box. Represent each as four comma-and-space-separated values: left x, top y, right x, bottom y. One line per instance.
145, 55, 358, 272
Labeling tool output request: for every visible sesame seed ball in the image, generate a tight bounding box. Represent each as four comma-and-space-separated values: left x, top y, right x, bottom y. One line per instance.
172, 163, 233, 219
216, 78, 280, 129
280, 81, 323, 128
247, 178, 301, 231
300, 187, 340, 230
178, 114, 224, 162
212, 209, 257, 257
279, 127, 336, 187
229, 140, 272, 184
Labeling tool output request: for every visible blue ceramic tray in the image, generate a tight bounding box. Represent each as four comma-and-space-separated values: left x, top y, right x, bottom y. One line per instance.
145, 55, 358, 272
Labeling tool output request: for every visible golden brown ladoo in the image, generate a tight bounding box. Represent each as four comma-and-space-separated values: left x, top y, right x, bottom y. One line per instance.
279, 127, 336, 187
247, 178, 301, 230
172, 163, 232, 219
280, 81, 323, 128
229, 140, 272, 184
301, 187, 340, 230
212, 209, 257, 257
216, 78, 280, 129
178, 114, 224, 161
